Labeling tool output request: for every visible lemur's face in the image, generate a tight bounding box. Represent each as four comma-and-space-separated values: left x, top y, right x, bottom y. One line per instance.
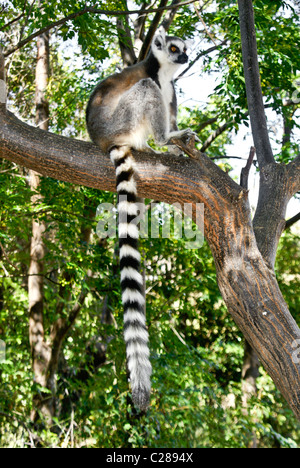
166, 38, 188, 65
153, 33, 188, 67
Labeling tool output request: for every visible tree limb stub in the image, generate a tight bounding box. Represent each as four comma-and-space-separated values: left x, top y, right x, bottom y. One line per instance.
1, 106, 300, 419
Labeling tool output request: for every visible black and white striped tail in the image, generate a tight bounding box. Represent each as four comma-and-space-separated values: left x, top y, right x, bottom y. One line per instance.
110, 146, 152, 412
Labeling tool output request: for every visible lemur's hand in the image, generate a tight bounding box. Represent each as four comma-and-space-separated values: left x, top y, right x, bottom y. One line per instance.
168, 128, 200, 145
168, 128, 200, 151
180, 128, 201, 144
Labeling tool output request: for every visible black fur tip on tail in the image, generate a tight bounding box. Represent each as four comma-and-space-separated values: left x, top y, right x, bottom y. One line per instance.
132, 387, 150, 413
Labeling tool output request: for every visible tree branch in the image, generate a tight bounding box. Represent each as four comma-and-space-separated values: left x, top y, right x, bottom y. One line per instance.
193, 2, 218, 46
0, 12, 26, 32
196, 115, 219, 132
195, 102, 275, 154
138, 0, 169, 62
200, 121, 229, 152
240, 146, 256, 190
0, 47, 5, 82
288, 154, 300, 195
0, 0, 28, 32
133, 1, 147, 45
0, 49, 6, 111
0, 106, 242, 213
176, 41, 227, 80
237, 0, 274, 168
160, 0, 183, 31
285, 211, 300, 230
117, 13, 137, 67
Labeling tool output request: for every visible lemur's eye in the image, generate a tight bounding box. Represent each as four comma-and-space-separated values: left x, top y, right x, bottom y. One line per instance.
170, 45, 178, 53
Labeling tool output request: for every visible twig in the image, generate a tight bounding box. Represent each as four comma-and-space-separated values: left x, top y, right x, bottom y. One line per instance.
0, 0, 27, 32
18, 0, 36, 43
200, 121, 229, 153
138, 0, 169, 62
211, 155, 244, 161
176, 41, 227, 80
240, 146, 256, 190
193, 1, 218, 46
169, 323, 190, 348
285, 211, 300, 230
0, 13, 25, 32
169, 134, 203, 161
160, 0, 183, 31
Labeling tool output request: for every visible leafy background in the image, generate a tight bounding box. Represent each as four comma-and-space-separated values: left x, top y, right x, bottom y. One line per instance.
0, 0, 299, 447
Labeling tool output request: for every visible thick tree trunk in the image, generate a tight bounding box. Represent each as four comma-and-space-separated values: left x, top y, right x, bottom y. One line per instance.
210, 196, 300, 420
237, 0, 300, 423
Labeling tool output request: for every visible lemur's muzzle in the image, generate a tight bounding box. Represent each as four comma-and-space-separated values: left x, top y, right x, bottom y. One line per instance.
177, 52, 188, 64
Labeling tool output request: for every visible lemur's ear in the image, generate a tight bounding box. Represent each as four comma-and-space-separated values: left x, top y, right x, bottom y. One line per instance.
184, 39, 194, 51
153, 26, 166, 50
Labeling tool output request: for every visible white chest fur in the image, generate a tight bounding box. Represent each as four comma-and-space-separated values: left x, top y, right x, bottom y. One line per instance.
158, 68, 175, 129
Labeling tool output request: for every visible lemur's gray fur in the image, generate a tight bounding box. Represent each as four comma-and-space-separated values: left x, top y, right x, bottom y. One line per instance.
86, 28, 192, 412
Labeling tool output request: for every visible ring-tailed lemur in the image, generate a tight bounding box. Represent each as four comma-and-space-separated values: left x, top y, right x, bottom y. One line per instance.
86, 28, 193, 412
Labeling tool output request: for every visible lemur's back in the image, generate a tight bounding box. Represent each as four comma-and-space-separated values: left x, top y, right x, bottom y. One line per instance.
86, 63, 150, 151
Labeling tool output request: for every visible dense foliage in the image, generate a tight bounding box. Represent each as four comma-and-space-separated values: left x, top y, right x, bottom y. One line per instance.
0, 0, 299, 447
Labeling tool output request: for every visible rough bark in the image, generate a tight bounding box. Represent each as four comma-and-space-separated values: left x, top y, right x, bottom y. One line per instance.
237, 0, 299, 417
